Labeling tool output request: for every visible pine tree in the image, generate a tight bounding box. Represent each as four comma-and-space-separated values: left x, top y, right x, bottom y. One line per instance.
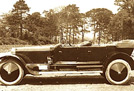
12, 0, 29, 39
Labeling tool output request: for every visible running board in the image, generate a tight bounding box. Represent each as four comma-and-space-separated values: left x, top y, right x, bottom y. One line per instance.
27, 71, 103, 77
39, 71, 102, 74
55, 61, 101, 65
77, 65, 103, 68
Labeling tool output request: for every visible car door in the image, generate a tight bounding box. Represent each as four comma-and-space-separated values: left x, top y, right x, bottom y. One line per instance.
77, 46, 107, 62
54, 46, 78, 61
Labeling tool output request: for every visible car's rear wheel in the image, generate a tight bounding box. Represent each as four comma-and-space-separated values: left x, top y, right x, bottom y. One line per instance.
105, 59, 131, 85
0, 59, 24, 85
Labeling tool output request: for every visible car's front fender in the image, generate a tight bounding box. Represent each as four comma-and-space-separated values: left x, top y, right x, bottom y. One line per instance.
0, 52, 26, 65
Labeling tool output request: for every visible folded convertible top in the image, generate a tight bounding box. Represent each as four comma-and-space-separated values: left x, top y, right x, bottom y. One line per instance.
116, 40, 134, 48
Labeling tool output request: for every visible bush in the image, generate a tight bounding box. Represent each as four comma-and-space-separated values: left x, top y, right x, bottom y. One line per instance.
0, 37, 28, 45
36, 36, 54, 45
26, 36, 54, 45
0, 36, 55, 45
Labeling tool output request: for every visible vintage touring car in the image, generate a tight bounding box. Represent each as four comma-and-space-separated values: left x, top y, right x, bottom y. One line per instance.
0, 40, 134, 85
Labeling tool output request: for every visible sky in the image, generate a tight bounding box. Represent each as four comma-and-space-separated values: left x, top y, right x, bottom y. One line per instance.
0, 0, 119, 15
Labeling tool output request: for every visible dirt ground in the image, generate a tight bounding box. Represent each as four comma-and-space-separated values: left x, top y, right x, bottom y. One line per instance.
0, 75, 134, 91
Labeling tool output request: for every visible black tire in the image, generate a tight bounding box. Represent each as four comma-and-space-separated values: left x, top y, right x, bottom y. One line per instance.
105, 59, 131, 85
0, 59, 24, 85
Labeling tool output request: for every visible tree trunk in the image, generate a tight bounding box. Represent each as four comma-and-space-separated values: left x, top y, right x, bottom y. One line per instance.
93, 23, 96, 44
60, 28, 63, 43
93, 31, 96, 44
69, 28, 71, 44
82, 30, 84, 42
20, 12, 23, 39
98, 30, 101, 45
73, 29, 75, 44
66, 24, 69, 43
82, 25, 85, 42
20, 23, 23, 39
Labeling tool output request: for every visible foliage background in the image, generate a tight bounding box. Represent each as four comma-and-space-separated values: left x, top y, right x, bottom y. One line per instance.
0, 0, 133, 45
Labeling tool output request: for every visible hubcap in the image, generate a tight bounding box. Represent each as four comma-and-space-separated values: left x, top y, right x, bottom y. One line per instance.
0, 62, 20, 82
110, 63, 128, 82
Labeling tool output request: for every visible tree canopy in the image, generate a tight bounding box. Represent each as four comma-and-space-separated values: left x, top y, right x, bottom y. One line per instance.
0, 0, 134, 45
86, 8, 113, 44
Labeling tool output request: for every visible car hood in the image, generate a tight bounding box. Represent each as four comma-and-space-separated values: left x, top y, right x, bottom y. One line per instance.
11, 44, 59, 52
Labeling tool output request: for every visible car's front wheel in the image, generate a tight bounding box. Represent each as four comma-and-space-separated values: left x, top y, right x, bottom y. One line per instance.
0, 59, 24, 85
105, 59, 131, 85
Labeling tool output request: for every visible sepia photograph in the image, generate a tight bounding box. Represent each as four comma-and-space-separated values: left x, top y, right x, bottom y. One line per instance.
0, 0, 134, 91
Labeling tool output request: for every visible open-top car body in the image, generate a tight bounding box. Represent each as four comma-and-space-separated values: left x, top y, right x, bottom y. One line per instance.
0, 40, 134, 85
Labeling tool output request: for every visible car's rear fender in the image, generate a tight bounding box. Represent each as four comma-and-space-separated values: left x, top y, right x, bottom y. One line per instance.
103, 52, 134, 70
